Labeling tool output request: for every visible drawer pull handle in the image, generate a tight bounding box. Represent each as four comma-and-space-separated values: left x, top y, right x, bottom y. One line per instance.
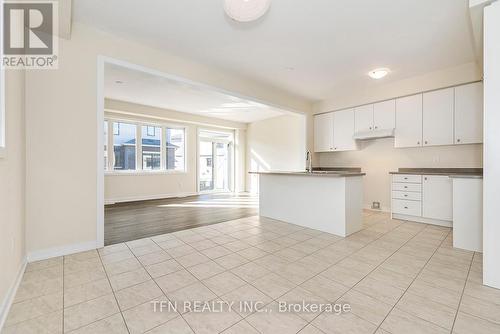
404, 194, 408, 197
404, 206, 408, 209
404, 177, 408, 180
404, 186, 408, 188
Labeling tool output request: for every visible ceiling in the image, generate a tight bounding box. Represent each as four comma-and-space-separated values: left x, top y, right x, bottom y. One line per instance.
75, 0, 476, 102
104, 63, 285, 123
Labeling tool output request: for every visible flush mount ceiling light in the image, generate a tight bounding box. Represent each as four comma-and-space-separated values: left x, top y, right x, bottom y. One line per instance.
368, 68, 390, 79
224, 0, 271, 22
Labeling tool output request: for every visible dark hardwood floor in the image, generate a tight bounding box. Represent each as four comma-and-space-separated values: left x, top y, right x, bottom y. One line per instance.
104, 193, 258, 245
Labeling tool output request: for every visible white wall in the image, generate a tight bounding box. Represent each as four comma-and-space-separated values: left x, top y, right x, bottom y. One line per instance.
24, 22, 311, 257
0, 70, 26, 327
313, 62, 484, 211
483, 1, 500, 290
315, 62, 482, 114
319, 139, 482, 211
104, 99, 246, 203
246, 113, 307, 193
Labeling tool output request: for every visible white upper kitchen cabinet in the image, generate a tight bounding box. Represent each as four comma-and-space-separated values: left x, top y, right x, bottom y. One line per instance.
423, 88, 454, 146
314, 112, 334, 152
454, 82, 483, 145
373, 99, 396, 130
333, 108, 357, 151
354, 104, 374, 132
395, 94, 423, 148
422, 175, 453, 221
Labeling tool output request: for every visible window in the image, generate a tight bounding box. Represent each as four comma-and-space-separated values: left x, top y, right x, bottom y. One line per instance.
113, 122, 136, 170
113, 122, 120, 135
146, 126, 156, 137
141, 125, 161, 170
104, 119, 186, 173
104, 121, 108, 170
166, 128, 185, 171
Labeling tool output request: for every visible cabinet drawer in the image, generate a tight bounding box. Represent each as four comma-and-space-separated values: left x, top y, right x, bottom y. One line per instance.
392, 183, 421, 192
392, 174, 422, 183
392, 191, 421, 201
392, 199, 422, 216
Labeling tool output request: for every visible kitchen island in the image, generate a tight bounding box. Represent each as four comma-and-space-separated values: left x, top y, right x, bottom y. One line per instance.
249, 171, 365, 237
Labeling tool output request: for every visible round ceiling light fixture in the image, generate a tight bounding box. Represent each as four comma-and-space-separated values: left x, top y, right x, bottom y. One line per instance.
224, 0, 271, 22
368, 68, 390, 79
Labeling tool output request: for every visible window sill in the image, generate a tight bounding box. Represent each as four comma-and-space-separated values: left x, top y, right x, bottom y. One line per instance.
105, 170, 187, 176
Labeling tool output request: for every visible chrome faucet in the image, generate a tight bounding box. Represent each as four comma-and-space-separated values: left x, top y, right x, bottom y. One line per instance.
306, 150, 312, 173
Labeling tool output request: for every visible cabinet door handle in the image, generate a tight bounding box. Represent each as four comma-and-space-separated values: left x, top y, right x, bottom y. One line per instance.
404, 186, 408, 188
457, 139, 461, 143
404, 177, 408, 180
404, 206, 408, 209
369, 127, 372, 130
404, 194, 408, 197
424, 177, 427, 181
417, 141, 420, 145
424, 141, 428, 144
375, 126, 378, 129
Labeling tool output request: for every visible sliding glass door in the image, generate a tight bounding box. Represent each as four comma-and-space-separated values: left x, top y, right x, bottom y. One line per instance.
215, 142, 229, 191
199, 131, 233, 193
199, 140, 215, 192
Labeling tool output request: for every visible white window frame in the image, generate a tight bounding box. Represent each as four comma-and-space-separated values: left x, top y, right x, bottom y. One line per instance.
108, 120, 138, 172
141, 124, 162, 171
164, 126, 187, 173
104, 117, 187, 175
0, 1, 5, 158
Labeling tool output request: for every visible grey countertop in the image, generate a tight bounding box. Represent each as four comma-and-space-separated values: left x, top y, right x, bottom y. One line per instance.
248, 171, 366, 177
312, 167, 362, 172
448, 175, 484, 179
390, 168, 483, 179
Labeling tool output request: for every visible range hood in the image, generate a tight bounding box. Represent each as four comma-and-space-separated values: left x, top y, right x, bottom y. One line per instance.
353, 128, 395, 140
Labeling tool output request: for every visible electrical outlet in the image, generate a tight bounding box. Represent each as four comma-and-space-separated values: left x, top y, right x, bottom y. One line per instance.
372, 202, 381, 210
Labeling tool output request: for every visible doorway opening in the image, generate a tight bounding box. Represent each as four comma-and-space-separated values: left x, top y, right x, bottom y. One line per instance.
198, 130, 234, 193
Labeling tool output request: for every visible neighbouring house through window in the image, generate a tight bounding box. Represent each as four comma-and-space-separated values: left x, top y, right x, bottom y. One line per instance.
104, 118, 186, 173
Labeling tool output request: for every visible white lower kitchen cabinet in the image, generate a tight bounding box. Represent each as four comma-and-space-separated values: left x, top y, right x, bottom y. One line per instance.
452, 177, 483, 252
422, 175, 453, 221
391, 174, 452, 227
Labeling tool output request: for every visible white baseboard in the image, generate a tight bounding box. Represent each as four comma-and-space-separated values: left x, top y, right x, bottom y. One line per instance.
105, 192, 199, 205
391, 213, 452, 227
27, 240, 98, 262
0, 257, 27, 332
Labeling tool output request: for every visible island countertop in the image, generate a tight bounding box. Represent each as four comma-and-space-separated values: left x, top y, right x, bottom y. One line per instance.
248, 170, 366, 177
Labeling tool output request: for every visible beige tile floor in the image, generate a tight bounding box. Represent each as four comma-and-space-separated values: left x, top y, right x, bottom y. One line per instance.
2, 211, 500, 334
